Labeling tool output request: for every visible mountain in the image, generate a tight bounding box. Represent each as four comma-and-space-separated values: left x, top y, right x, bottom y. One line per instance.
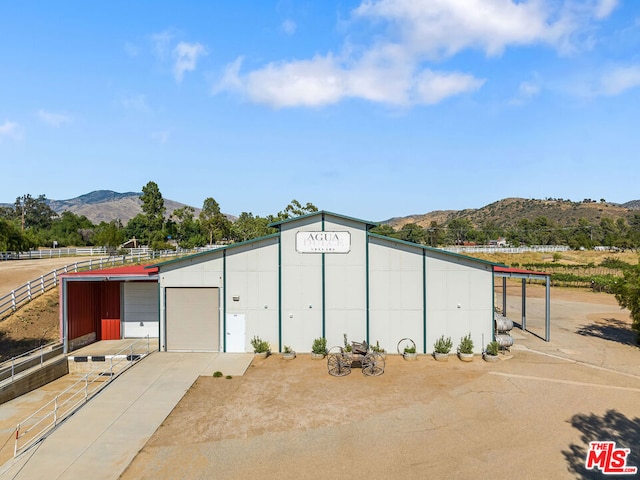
385, 197, 640, 230
0, 190, 200, 225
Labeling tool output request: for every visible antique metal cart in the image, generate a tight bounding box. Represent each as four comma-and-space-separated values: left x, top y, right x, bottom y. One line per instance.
326, 340, 385, 377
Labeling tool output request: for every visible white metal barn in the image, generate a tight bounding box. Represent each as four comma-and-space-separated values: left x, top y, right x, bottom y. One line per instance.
154, 211, 499, 355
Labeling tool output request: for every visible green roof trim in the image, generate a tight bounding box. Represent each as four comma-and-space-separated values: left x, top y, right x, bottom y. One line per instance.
268, 210, 379, 229
147, 232, 281, 269
367, 232, 506, 268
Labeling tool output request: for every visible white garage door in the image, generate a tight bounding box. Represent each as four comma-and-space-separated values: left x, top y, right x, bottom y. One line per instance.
123, 282, 159, 338
166, 287, 220, 352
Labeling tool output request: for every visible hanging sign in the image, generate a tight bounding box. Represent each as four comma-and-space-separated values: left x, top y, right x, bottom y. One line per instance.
295, 231, 351, 253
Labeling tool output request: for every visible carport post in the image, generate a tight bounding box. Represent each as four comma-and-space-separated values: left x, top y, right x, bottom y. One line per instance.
502, 277, 507, 315
545, 276, 551, 341
521, 278, 526, 331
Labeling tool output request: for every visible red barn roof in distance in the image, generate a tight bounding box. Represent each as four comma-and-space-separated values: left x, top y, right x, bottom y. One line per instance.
494, 265, 549, 276
61, 264, 159, 277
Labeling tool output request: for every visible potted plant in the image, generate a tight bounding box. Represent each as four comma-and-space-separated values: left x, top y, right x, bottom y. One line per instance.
433, 335, 452, 362
251, 335, 270, 358
371, 341, 386, 358
281, 345, 296, 360
396, 338, 417, 361
311, 337, 327, 359
483, 340, 499, 362
343, 333, 352, 352
457, 333, 474, 362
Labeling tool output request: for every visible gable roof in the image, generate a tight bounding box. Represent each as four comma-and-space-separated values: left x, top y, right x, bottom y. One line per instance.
62, 264, 159, 277
148, 233, 280, 269
268, 210, 379, 229
367, 232, 504, 268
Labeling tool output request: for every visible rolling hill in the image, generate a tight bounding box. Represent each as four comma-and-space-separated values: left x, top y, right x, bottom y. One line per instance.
385, 198, 640, 230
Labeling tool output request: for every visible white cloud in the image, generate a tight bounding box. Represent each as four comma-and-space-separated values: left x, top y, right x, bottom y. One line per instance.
282, 19, 297, 36
243, 55, 345, 107
0, 121, 21, 140
120, 94, 151, 112
353, 0, 616, 57
594, 0, 618, 19
216, 54, 483, 108
173, 41, 207, 83
150, 29, 176, 60
600, 65, 640, 96
509, 80, 541, 105
37, 110, 72, 127
415, 70, 485, 104
151, 130, 170, 144
213, 0, 615, 108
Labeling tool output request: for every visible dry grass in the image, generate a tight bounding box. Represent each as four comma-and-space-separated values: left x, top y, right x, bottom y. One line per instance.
468, 250, 639, 267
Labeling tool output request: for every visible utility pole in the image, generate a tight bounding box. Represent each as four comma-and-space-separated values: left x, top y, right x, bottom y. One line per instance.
20, 196, 25, 232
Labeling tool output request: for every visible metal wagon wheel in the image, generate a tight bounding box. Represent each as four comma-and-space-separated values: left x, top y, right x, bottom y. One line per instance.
361, 351, 385, 376
397, 337, 416, 355
327, 346, 352, 377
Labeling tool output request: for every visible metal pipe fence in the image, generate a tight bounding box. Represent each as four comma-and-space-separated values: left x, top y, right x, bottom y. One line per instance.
0, 248, 213, 319
13, 336, 151, 457
0, 342, 62, 384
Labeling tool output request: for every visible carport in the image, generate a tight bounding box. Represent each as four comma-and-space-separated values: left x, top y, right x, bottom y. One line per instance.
59, 265, 159, 353
494, 266, 551, 341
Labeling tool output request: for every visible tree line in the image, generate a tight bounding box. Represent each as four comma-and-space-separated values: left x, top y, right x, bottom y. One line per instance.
3, 184, 640, 252
370, 215, 640, 250
0, 182, 318, 252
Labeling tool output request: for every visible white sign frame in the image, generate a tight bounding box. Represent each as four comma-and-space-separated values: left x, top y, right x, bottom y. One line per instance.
295, 231, 351, 253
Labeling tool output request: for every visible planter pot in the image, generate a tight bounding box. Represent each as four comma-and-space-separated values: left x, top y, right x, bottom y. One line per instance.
282, 352, 296, 360
458, 352, 474, 362
403, 352, 418, 361
310, 352, 325, 360
254, 351, 269, 359
433, 352, 449, 362
483, 353, 499, 363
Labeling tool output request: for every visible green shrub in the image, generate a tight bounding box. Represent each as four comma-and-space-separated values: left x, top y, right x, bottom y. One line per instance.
250, 335, 270, 353
433, 335, 453, 354
213, 371, 223, 378
311, 337, 327, 355
485, 341, 499, 356
458, 334, 474, 354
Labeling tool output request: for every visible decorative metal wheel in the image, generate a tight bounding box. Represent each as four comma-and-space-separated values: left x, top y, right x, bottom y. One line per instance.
397, 337, 416, 355
362, 351, 385, 376
327, 346, 352, 377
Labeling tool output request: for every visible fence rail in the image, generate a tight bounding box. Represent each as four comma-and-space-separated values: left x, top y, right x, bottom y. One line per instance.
0, 341, 63, 384
442, 245, 571, 254
0, 248, 218, 320
13, 336, 151, 457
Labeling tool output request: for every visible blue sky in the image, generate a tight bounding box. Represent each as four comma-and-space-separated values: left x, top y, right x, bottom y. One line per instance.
1, 0, 639, 221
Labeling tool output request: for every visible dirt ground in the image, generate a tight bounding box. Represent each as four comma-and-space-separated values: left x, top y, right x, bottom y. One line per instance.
0, 258, 100, 359
120, 285, 640, 480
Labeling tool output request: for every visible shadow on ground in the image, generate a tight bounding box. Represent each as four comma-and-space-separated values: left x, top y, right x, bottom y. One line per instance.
0, 334, 51, 361
576, 318, 639, 347
563, 410, 640, 479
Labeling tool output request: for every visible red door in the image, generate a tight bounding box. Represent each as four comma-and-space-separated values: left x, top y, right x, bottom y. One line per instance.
100, 282, 121, 340
101, 319, 121, 340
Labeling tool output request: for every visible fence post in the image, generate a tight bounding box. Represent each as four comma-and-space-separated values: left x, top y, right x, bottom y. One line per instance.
14, 424, 20, 457
27, 282, 31, 301
40, 275, 44, 294
11, 358, 15, 381
11, 290, 16, 311
53, 270, 57, 287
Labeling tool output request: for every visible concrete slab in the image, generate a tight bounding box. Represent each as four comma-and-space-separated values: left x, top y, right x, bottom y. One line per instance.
0, 352, 253, 480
